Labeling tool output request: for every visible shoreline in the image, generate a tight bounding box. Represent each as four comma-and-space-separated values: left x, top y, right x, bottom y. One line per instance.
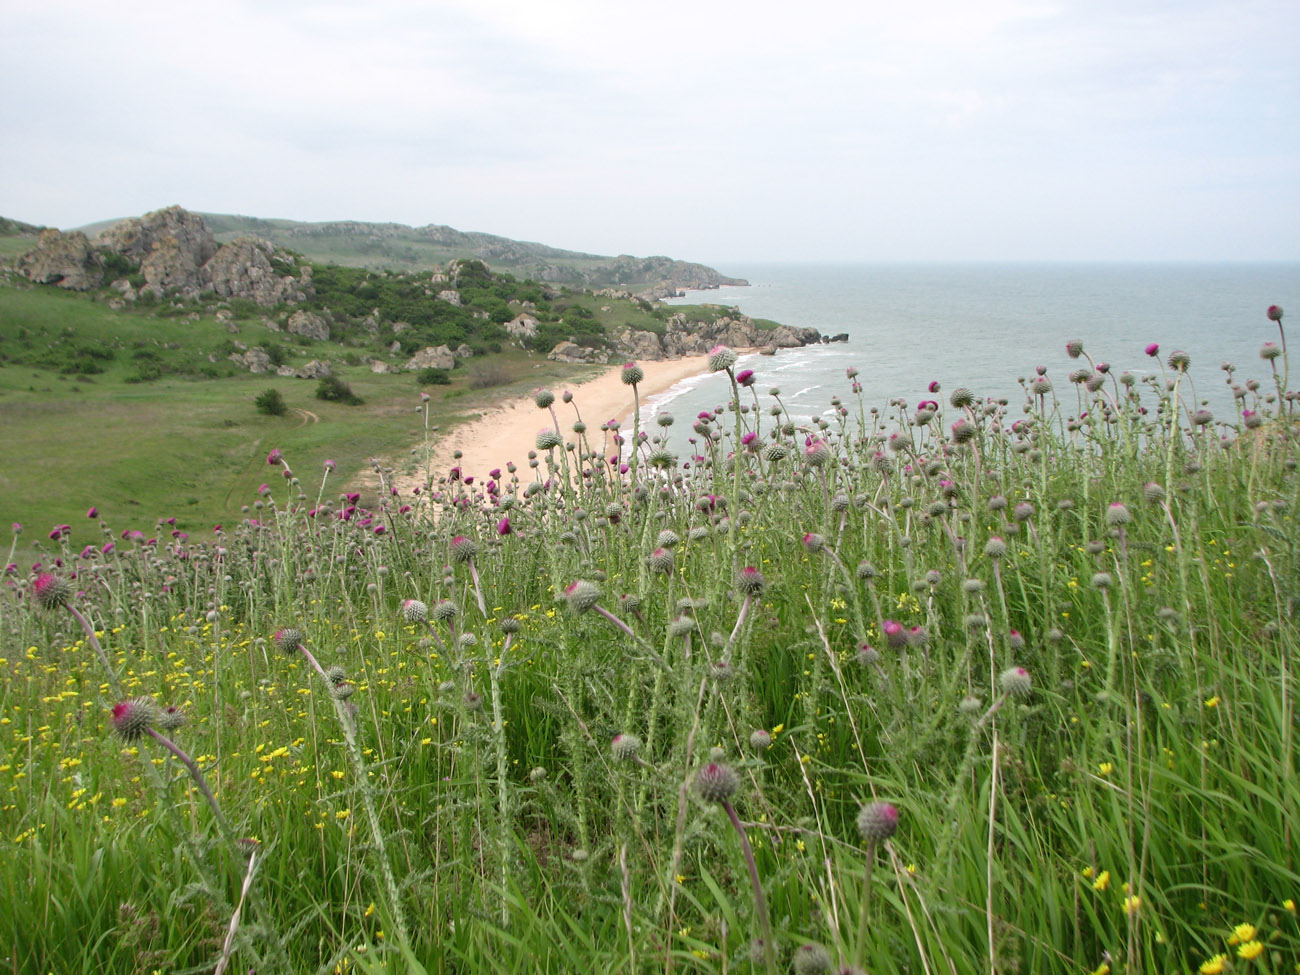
394, 356, 711, 493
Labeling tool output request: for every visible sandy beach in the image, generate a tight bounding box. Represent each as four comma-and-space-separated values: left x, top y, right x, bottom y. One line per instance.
399, 356, 710, 491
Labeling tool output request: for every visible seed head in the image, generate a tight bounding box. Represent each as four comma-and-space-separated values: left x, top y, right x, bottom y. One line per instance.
272, 628, 303, 654
694, 762, 739, 803
432, 599, 459, 622
647, 547, 675, 574
706, 345, 738, 372
111, 697, 159, 742
856, 801, 899, 842
402, 599, 429, 623
1267, 304, 1283, 322
749, 729, 772, 751
1066, 339, 1084, 359
561, 579, 600, 614
1168, 349, 1191, 371
534, 389, 555, 409
999, 666, 1033, 698
611, 733, 642, 761
621, 362, 644, 385
31, 572, 73, 611
736, 566, 767, 596
449, 535, 478, 564
792, 943, 833, 975
984, 536, 1007, 559
1105, 502, 1132, 526
763, 442, 788, 462
157, 705, 186, 732
950, 387, 975, 408
535, 429, 563, 450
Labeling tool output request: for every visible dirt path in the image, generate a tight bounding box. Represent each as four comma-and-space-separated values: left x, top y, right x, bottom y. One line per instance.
292, 408, 320, 428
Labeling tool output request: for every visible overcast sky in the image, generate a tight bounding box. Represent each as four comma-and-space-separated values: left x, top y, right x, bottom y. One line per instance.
2, 0, 1297, 263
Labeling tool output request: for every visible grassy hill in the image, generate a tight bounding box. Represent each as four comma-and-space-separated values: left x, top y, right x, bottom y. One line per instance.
68, 211, 746, 295
0, 251, 746, 562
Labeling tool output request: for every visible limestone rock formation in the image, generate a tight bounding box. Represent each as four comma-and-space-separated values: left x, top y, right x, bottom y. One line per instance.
287, 310, 330, 342
96, 205, 218, 268
207, 237, 313, 306
505, 314, 538, 339
17, 229, 102, 289
405, 346, 457, 371
548, 341, 610, 364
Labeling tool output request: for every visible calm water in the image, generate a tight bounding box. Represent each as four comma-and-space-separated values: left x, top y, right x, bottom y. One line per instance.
651, 262, 1298, 441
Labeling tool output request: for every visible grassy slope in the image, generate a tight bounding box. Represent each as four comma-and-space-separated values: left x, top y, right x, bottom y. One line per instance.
0, 283, 608, 563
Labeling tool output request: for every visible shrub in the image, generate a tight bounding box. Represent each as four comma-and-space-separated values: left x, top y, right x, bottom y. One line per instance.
316, 375, 364, 405
255, 388, 287, 416
417, 367, 452, 386
468, 362, 509, 389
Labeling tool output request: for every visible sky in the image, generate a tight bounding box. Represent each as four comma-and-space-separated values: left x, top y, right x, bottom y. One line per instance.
2, 0, 1297, 264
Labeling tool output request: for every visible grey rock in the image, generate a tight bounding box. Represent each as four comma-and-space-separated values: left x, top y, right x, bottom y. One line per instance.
17, 229, 102, 289
437, 289, 462, 306
286, 310, 330, 342
405, 346, 456, 371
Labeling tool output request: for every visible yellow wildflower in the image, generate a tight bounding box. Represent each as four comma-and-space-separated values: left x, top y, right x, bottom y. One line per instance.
1199, 955, 1226, 975
1237, 940, 1263, 961
1098, 762, 1114, 776
1093, 870, 1111, 892
1234, 923, 1257, 943
1284, 898, 1296, 914
1123, 895, 1141, 916
1204, 696, 1220, 708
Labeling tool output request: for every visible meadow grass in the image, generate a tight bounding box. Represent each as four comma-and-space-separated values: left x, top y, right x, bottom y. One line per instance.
1, 328, 1297, 975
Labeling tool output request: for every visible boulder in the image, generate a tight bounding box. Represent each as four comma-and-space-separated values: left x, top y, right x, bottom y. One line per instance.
231, 348, 273, 373
505, 314, 538, 339
405, 346, 456, 371
453, 344, 474, 358
207, 237, 311, 306
547, 341, 610, 364
141, 234, 206, 296
437, 289, 462, 306
17, 229, 102, 289
370, 359, 397, 374
286, 310, 330, 342
615, 328, 666, 361
294, 359, 332, 379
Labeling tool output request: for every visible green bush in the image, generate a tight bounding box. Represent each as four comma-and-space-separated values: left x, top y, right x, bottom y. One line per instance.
255, 388, 288, 416
315, 375, 364, 405
417, 367, 452, 386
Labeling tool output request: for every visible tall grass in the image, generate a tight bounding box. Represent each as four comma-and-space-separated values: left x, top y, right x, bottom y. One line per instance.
1, 326, 1297, 975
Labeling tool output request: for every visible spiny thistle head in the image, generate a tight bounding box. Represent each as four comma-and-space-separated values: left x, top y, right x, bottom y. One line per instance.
1261, 342, 1282, 360
1066, 339, 1084, 359
647, 547, 675, 574
801, 532, 826, 554
792, 942, 833, 975
449, 535, 478, 564
984, 536, 1007, 559
402, 599, 429, 623
561, 579, 600, 614
157, 704, 186, 733
856, 560, 878, 580
535, 429, 563, 450
1143, 481, 1165, 503
882, 620, 907, 648
1092, 571, 1114, 589
611, 733, 642, 761
856, 800, 899, 842
656, 529, 680, 548
272, 628, 303, 654
31, 572, 73, 611
1012, 501, 1035, 522
857, 643, 879, 666
111, 697, 159, 742
432, 599, 459, 622
667, 615, 695, 638
950, 387, 975, 408
534, 389, 555, 409
999, 665, 1033, 698
1105, 502, 1132, 526
498, 615, 522, 634
749, 729, 772, 751
693, 762, 739, 803
803, 439, 831, 466
736, 566, 767, 596
950, 419, 977, 443
763, 441, 789, 462
1168, 349, 1191, 371
1267, 304, 1283, 322
707, 345, 738, 372
621, 362, 644, 385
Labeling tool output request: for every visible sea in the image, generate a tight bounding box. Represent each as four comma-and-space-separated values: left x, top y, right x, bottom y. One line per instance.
647, 262, 1298, 448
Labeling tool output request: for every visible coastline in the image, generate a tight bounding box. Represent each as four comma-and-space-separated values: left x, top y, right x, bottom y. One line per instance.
397, 356, 711, 492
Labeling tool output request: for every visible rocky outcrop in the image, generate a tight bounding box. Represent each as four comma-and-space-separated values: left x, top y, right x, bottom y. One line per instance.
548, 341, 611, 364
405, 346, 457, 371
17, 229, 102, 289
505, 314, 538, 339
437, 290, 462, 306
230, 348, 273, 373
207, 237, 313, 306
287, 310, 330, 341
279, 359, 332, 379
96, 205, 218, 268
18, 207, 313, 306
607, 312, 821, 360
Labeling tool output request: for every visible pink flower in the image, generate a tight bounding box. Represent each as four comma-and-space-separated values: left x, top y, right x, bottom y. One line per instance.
496, 517, 512, 536
928, 381, 940, 393
86, 507, 98, 519
323, 459, 336, 471
267, 448, 282, 465
1145, 343, 1159, 357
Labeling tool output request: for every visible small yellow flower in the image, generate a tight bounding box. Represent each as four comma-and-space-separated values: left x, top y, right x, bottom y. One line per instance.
1090, 964, 1110, 975
1199, 954, 1227, 975
364, 902, 376, 917
1093, 870, 1111, 892
1234, 923, 1257, 943
335, 809, 350, 821
1081, 866, 1095, 879
1204, 696, 1220, 708
1237, 940, 1263, 961
1284, 898, 1296, 914
1123, 895, 1141, 916
1098, 762, 1114, 776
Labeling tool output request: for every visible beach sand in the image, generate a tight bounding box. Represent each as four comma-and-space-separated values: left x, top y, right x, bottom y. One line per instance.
394, 356, 710, 493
